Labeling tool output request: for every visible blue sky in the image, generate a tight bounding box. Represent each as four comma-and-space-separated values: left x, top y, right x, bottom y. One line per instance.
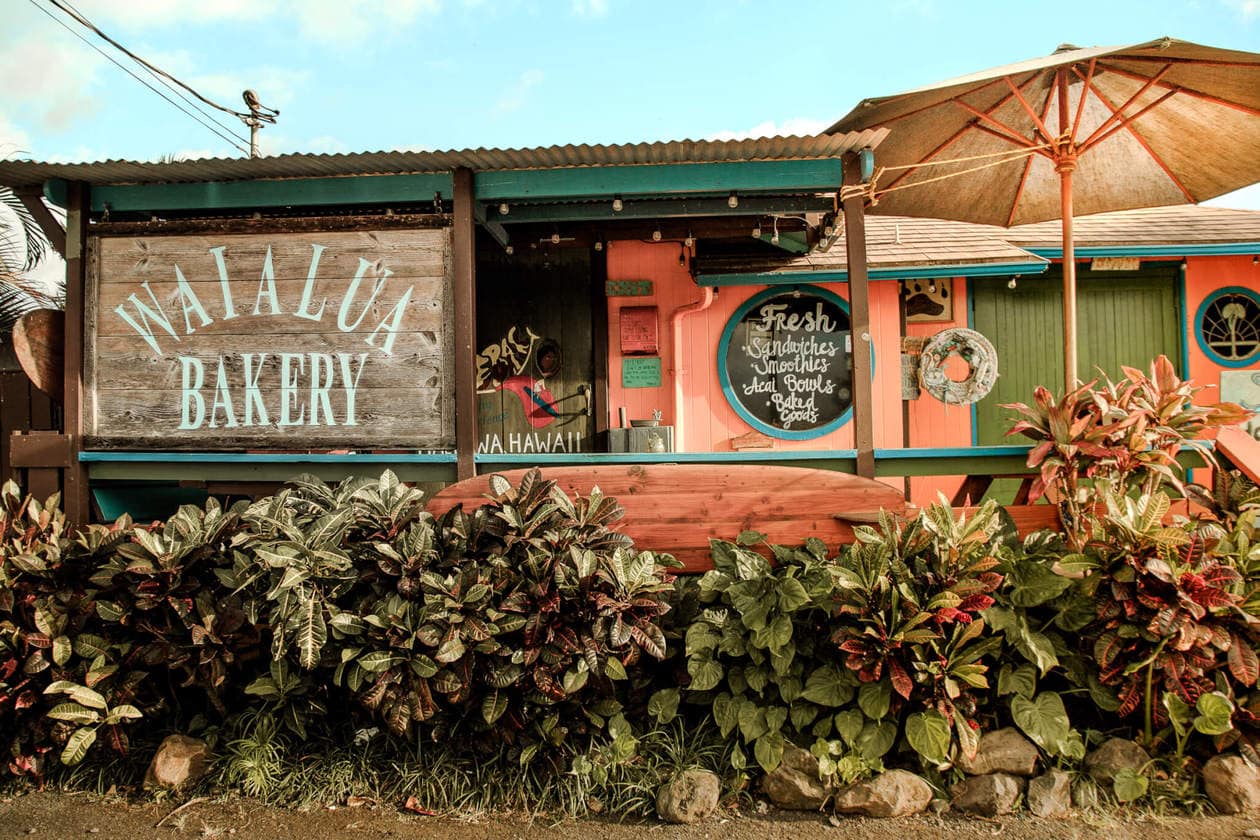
1, 0, 1259, 208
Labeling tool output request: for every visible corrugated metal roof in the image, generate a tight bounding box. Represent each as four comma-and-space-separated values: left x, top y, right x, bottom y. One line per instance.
695, 215, 1045, 276
1006, 205, 1260, 247
0, 131, 888, 189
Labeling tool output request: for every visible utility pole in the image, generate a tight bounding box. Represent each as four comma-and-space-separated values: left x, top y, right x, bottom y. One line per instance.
240, 90, 279, 158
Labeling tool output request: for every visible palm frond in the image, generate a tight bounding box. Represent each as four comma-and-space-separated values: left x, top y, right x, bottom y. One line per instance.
0, 187, 50, 274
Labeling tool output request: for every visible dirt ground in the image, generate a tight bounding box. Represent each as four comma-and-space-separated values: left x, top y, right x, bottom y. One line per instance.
2, 792, 1260, 840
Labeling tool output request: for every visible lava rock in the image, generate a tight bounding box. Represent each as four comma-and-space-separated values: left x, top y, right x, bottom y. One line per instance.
956, 727, 1040, 777
1027, 769, 1072, 817
144, 735, 211, 790
760, 744, 830, 810
656, 769, 721, 824
834, 770, 933, 818
950, 772, 1025, 816
1084, 738, 1150, 786
1202, 755, 1260, 815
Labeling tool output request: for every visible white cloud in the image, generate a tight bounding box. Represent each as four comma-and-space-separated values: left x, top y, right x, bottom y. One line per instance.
707, 118, 831, 141
0, 117, 32, 157
1225, 0, 1260, 17
0, 35, 106, 135
72, 0, 275, 29
494, 69, 544, 114
571, 0, 610, 16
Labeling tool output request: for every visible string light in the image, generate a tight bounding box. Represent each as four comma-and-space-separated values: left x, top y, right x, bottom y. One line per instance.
652, 225, 662, 242
684, 231, 695, 249
612, 197, 624, 212
498, 203, 509, 215
1008, 276, 1018, 290
751, 223, 762, 239
728, 193, 739, 209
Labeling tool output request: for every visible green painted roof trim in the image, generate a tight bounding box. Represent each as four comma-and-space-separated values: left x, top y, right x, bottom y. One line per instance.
92, 173, 455, 213
697, 259, 1050, 287
82, 159, 850, 215
1028, 243, 1260, 258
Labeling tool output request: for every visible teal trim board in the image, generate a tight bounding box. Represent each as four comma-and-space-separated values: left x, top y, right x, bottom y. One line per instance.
92, 173, 455, 213
1028, 243, 1260, 259
698, 260, 1049, 287
79, 451, 458, 463
472, 159, 846, 201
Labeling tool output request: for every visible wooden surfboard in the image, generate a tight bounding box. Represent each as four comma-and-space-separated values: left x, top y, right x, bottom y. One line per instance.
13, 309, 64, 400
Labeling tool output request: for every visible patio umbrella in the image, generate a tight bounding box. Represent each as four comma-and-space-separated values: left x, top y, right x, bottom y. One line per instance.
828, 38, 1260, 384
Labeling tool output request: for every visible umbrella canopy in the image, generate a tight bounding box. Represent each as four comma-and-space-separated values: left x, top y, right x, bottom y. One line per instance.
828, 38, 1260, 383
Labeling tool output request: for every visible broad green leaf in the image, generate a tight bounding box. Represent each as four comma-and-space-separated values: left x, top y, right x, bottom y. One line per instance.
801, 665, 855, 707
858, 680, 891, 720
1194, 692, 1235, 736
776, 578, 810, 612
738, 701, 769, 742
60, 727, 96, 766
46, 702, 100, 725
712, 693, 738, 736
357, 651, 397, 673
72, 634, 110, 660
648, 688, 680, 724
754, 731, 785, 773
997, 664, 1037, 699
687, 658, 723, 692
1011, 691, 1070, 754
108, 704, 143, 721
68, 685, 107, 711
435, 637, 466, 664
856, 720, 896, 761
51, 636, 72, 667
562, 667, 589, 695
1006, 561, 1073, 607
905, 711, 951, 765
482, 690, 508, 724
1113, 767, 1148, 803
834, 709, 865, 746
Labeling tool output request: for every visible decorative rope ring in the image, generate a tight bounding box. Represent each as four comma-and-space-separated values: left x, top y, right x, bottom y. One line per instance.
919, 327, 999, 405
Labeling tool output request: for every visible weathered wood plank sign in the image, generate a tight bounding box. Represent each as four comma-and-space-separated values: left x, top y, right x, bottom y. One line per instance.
85, 228, 454, 449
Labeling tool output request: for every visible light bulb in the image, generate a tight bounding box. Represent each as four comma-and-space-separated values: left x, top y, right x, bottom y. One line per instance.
505, 245, 514, 255
823, 224, 835, 238
1007, 277, 1017, 290
684, 235, 695, 248
551, 232, 561, 244
928, 280, 937, 294
612, 197, 624, 212
498, 202, 509, 215
752, 224, 761, 239
771, 231, 780, 244
652, 227, 662, 242
728, 193, 739, 209
594, 240, 603, 252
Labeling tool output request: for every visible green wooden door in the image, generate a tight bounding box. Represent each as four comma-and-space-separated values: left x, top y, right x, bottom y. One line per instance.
474, 247, 594, 455
972, 264, 1181, 446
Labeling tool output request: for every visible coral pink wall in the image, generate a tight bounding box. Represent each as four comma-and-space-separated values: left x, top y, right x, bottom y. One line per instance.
905, 278, 971, 503
604, 244, 1260, 505
1185, 255, 1260, 400
605, 240, 908, 455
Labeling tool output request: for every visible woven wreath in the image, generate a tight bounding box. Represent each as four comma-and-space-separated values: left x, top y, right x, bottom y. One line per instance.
919, 327, 999, 405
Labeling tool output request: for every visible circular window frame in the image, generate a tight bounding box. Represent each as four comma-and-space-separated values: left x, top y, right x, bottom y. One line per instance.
1194, 286, 1260, 368
716, 284, 857, 441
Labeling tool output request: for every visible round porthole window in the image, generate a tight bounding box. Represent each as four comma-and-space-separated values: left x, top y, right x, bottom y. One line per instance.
1196, 287, 1260, 368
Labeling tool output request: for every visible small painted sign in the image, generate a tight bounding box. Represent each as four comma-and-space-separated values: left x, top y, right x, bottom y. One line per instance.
622, 356, 662, 388
619, 306, 659, 355
718, 285, 853, 439
606, 279, 653, 297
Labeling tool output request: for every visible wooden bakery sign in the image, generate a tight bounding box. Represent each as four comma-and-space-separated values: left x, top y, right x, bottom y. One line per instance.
85, 228, 453, 449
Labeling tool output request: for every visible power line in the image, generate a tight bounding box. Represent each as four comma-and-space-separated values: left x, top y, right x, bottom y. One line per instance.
26, 0, 251, 155
56, 0, 246, 140
45, 0, 255, 121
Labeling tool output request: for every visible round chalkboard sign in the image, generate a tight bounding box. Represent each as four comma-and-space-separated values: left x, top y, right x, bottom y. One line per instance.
717, 285, 854, 440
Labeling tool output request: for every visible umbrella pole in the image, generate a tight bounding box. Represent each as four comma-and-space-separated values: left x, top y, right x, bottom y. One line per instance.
1061, 166, 1078, 388
1057, 67, 1079, 389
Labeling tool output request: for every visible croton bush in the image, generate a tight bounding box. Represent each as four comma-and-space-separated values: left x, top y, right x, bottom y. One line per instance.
0, 354, 1258, 812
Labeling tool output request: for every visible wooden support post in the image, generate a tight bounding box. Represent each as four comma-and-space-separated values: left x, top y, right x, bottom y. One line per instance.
62, 182, 91, 524
14, 187, 66, 260
842, 154, 875, 479
452, 168, 478, 480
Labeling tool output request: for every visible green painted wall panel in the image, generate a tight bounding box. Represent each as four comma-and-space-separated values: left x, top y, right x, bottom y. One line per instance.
972, 264, 1181, 447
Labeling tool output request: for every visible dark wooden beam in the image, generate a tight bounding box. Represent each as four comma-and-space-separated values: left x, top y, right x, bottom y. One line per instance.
62, 182, 90, 523
842, 154, 875, 479
13, 187, 66, 260
452, 169, 478, 480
